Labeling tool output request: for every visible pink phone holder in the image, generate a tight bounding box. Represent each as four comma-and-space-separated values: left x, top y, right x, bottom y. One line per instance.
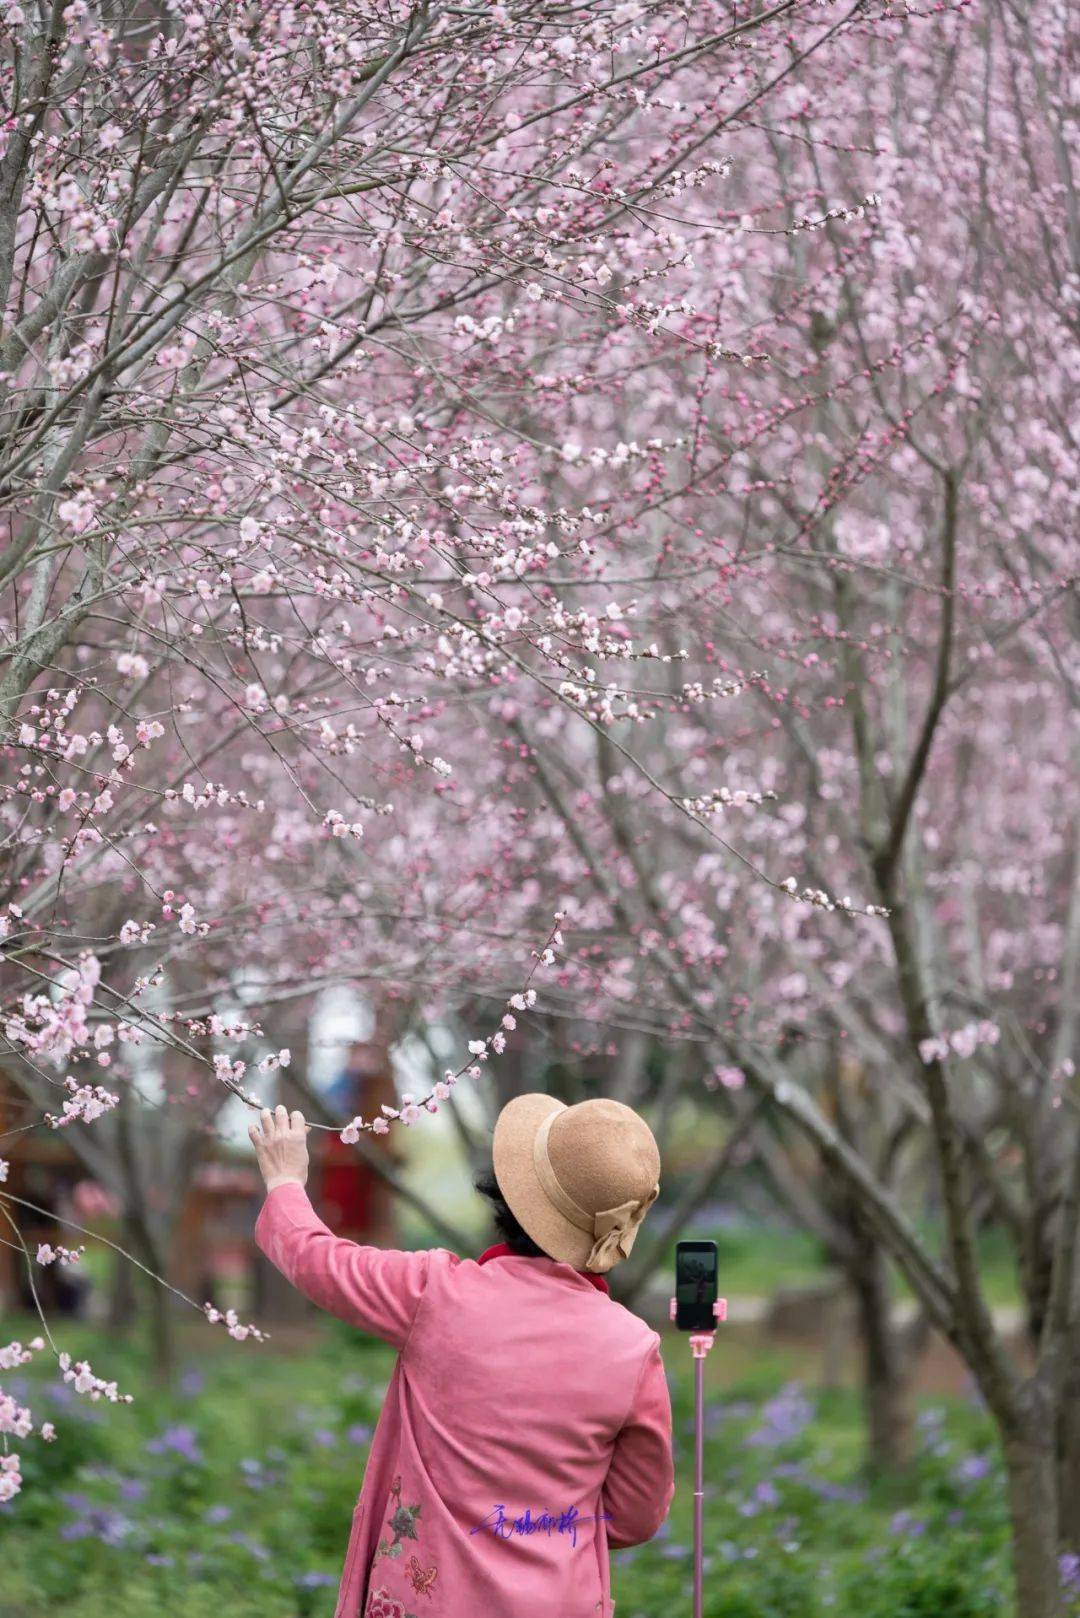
669, 1295, 727, 1354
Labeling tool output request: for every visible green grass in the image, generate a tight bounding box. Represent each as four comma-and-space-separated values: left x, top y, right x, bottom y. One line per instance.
0, 1308, 1038, 1618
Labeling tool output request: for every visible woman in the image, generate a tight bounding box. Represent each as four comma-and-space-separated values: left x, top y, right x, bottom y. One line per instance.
250, 1092, 674, 1618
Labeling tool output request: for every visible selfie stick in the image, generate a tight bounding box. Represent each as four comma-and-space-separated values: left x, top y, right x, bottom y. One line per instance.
669, 1295, 727, 1618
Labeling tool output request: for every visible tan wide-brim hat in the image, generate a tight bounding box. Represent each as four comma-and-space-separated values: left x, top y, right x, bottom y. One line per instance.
492, 1094, 661, 1273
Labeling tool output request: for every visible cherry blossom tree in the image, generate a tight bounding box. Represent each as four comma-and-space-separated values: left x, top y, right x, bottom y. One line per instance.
2, 2, 1076, 1613
485, 0, 1077, 1608
1, 0, 900, 1502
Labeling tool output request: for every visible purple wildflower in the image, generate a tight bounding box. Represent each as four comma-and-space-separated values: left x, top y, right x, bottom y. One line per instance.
953, 1453, 992, 1484
744, 1385, 814, 1449
1059, 1554, 1080, 1594
146, 1424, 202, 1464
890, 1511, 926, 1538
61, 1506, 133, 1545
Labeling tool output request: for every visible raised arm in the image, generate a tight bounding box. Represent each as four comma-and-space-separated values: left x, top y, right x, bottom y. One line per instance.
250, 1106, 438, 1349
601, 1335, 675, 1549
254, 1180, 436, 1348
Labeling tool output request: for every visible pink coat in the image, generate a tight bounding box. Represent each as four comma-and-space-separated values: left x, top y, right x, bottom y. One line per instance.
254, 1182, 675, 1618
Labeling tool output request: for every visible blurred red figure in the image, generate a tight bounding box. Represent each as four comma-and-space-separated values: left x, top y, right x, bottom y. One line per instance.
314, 1042, 401, 1246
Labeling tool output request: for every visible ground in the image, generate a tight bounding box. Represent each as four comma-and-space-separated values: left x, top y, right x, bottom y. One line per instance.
0, 1307, 1043, 1618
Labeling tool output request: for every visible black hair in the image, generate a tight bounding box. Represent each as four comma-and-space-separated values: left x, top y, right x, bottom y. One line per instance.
474, 1165, 547, 1258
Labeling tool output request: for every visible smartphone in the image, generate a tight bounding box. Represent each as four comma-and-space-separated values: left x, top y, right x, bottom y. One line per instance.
675, 1239, 718, 1331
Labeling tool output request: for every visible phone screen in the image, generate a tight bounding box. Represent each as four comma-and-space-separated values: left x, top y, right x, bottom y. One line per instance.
675, 1241, 718, 1331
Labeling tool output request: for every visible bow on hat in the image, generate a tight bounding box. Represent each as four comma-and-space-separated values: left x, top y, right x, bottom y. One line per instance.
585, 1185, 660, 1272
532, 1109, 660, 1273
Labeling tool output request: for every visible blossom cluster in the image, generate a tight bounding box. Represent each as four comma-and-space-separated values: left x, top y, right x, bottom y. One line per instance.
44, 1077, 121, 1130
919, 1022, 1001, 1066
203, 1305, 267, 1344
0, 1338, 58, 1504
337, 976, 543, 1144
36, 1243, 86, 1267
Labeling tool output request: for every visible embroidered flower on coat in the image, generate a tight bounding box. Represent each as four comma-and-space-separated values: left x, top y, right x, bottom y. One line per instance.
389, 1499, 423, 1540
367, 1478, 438, 1612
378, 1475, 423, 1551
365, 1587, 414, 1618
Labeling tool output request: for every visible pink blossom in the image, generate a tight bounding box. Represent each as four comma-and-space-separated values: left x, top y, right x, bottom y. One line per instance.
0, 1454, 23, 1504
56, 492, 96, 534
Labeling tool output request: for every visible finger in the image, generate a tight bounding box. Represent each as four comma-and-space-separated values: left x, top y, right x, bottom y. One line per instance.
260, 1108, 273, 1139
274, 1103, 288, 1134
248, 1123, 261, 1147
290, 1110, 305, 1133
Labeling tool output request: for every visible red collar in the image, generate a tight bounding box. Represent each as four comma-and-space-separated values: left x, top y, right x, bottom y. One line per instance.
477, 1240, 610, 1294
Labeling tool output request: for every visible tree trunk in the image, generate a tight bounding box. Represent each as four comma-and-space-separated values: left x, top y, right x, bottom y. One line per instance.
124, 1208, 176, 1386
143, 1268, 176, 1386
1056, 1361, 1080, 1552
850, 1244, 912, 1475
106, 1234, 136, 1332
1004, 1427, 1063, 1618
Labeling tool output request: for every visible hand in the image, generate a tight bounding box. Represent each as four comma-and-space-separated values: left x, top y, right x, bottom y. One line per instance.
250, 1105, 310, 1193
